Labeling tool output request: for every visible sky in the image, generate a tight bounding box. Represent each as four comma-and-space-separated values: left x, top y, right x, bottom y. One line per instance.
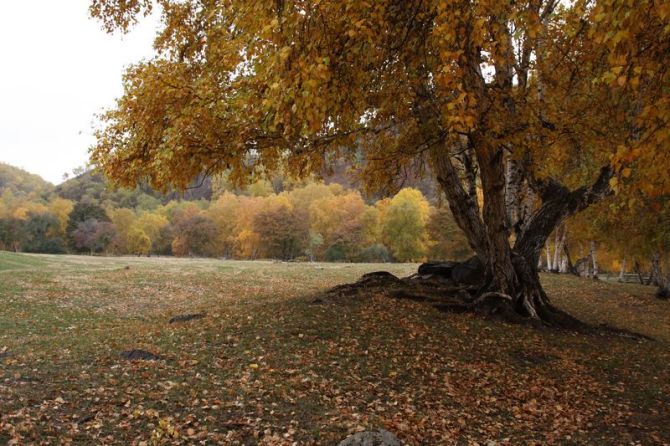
0, 1, 159, 185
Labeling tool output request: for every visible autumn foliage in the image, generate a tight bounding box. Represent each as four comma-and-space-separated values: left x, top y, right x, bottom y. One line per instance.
0, 166, 470, 263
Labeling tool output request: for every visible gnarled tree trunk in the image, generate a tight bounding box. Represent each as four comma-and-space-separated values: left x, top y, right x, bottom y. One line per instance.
432, 134, 614, 326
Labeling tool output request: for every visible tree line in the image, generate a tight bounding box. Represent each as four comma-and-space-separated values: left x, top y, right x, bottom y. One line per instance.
0, 177, 471, 262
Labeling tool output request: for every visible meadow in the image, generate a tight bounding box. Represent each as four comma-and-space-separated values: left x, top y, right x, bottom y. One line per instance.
0, 252, 669, 445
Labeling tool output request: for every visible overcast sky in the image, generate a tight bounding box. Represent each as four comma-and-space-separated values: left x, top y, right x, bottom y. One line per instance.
0, 1, 158, 184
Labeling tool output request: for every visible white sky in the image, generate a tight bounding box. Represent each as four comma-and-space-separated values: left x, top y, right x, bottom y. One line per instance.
0, 1, 158, 185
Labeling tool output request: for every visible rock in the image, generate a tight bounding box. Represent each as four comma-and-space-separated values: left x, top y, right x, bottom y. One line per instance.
168, 313, 207, 324
417, 257, 484, 286
358, 271, 403, 286
338, 429, 402, 446
450, 256, 485, 286
417, 261, 458, 278
119, 349, 160, 361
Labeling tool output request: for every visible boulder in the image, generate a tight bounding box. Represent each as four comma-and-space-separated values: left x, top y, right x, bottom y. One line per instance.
417, 261, 458, 278
338, 429, 402, 446
418, 257, 484, 286
450, 256, 485, 286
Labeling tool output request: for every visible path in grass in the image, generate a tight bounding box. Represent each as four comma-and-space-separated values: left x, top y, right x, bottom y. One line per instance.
0, 253, 668, 445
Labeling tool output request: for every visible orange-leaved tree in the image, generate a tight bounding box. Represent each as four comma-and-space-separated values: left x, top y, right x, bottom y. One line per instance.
90, 0, 670, 325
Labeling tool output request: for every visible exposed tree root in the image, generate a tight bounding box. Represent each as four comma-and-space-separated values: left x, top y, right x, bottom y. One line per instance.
319, 270, 653, 341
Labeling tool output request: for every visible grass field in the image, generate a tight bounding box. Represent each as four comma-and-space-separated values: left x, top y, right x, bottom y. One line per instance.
1, 252, 669, 445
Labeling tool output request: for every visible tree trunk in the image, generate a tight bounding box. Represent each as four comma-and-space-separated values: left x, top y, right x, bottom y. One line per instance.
552, 230, 560, 272
545, 245, 553, 271
634, 260, 645, 285
618, 257, 627, 283
431, 136, 613, 326
649, 251, 663, 287
563, 243, 577, 275
505, 157, 523, 233
589, 241, 599, 279
552, 225, 566, 273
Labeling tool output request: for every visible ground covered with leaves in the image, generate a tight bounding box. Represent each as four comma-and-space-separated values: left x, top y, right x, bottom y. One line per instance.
0, 252, 668, 445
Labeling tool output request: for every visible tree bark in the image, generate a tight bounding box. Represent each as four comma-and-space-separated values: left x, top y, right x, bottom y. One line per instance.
474, 140, 518, 297
432, 148, 488, 260
505, 156, 523, 233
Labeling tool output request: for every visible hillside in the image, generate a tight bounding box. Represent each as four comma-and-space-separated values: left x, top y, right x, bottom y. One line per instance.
55, 170, 214, 208
0, 162, 53, 199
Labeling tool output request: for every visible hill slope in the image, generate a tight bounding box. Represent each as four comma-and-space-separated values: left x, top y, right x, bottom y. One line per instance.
0, 163, 53, 199
55, 169, 214, 208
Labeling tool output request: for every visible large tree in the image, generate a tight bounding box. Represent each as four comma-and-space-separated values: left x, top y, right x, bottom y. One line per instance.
90, 0, 670, 324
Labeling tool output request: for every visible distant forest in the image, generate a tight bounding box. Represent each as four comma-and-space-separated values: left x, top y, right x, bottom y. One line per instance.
0, 162, 470, 262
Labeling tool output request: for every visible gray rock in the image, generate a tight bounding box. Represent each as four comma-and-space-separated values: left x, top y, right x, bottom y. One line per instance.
169, 313, 206, 324
338, 429, 401, 446
119, 349, 160, 361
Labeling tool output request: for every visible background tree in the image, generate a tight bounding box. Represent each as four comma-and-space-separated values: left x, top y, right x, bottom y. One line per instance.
427, 206, 472, 261
48, 198, 74, 238
72, 219, 116, 254
309, 191, 367, 260
381, 188, 432, 262
253, 200, 309, 260
127, 226, 152, 256
108, 207, 135, 254
236, 229, 261, 260
206, 192, 242, 258
22, 213, 66, 254
67, 201, 111, 251
171, 210, 217, 257
133, 212, 170, 254
0, 218, 25, 252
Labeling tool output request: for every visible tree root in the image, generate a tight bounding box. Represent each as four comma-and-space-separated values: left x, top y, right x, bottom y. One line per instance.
318, 271, 654, 340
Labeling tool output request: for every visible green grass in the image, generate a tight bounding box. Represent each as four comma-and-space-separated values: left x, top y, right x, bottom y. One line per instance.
0, 253, 668, 445
0, 251, 49, 271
